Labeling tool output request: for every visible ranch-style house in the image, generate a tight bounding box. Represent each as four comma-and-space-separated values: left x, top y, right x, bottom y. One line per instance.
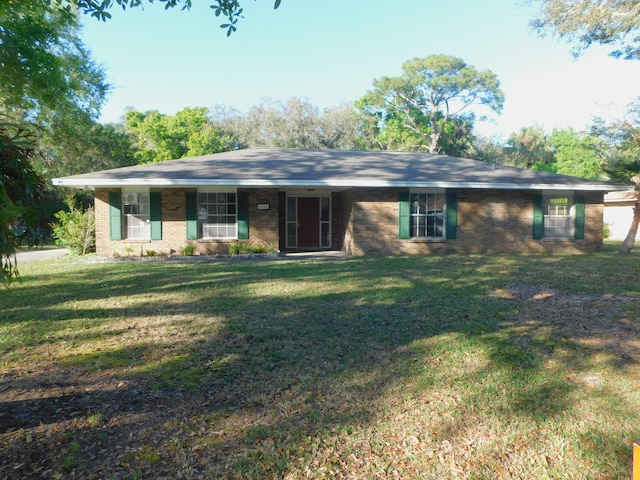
52, 148, 628, 256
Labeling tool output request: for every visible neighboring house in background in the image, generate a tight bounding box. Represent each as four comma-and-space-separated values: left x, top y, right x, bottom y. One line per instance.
52, 148, 627, 256
604, 190, 640, 240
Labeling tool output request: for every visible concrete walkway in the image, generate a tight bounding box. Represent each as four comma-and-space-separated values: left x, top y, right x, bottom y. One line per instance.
280, 251, 352, 260
15, 248, 70, 265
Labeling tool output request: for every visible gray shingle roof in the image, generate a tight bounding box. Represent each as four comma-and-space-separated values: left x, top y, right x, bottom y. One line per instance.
52, 148, 625, 191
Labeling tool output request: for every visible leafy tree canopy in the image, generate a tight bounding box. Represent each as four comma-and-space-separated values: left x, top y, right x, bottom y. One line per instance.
491, 126, 602, 178
56, 0, 282, 36
1, 0, 110, 179
33, 118, 137, 178
124, 107, 236, 163
358, 55, 504, 154
504, 126, 555, 168
547, 127, 602, 178
531, 0, 640, 59
0, 2, 108, 118
0, 2, 109, 282
364, 107, 478, 157
216, 97, 366, 150
593, 98, 640, 189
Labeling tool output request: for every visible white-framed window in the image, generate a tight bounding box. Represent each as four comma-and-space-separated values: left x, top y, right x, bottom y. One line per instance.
410, 190, 445, 239
198, 189, 237, 239
123, 190, 150, 240
544, 194, 573, 238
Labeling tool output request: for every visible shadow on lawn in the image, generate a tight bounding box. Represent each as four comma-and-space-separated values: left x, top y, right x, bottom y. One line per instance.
1, 254, 638, 478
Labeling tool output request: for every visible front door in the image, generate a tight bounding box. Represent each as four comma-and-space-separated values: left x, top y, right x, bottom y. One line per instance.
298, 197, 320, 248
286, 195, 331, 250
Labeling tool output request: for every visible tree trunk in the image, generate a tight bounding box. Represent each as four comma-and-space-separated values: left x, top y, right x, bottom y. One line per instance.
618, 194, 640, 254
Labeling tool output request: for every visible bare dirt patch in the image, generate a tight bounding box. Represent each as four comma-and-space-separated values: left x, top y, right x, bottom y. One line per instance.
0, 365, 198, 479
493, 284, 640, 366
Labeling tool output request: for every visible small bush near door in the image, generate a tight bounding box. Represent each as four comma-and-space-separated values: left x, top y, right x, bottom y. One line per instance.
228, 242, 277, 255
181, 243, 196, 256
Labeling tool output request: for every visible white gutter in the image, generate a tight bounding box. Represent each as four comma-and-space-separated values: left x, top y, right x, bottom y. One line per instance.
52, 177, 626, 191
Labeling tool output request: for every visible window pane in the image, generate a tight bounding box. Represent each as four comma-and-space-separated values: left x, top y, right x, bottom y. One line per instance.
419, 196, 428, 213
426, 195, 433, 212
549, 197, 568, 206
321, 223, 330, 247
124, 192, 150, 239
410, 194, 420, 214
427, 216, 444, 237
544, 197, 572, 238
544, 216, 572, 238
321, 197, 330, 222
409, 192, 445, 239
287, 197, 296, 220
432, 194, 444, 213
410, 217, 423, 237
198, 191, 237, 239
287, 224, 296, 247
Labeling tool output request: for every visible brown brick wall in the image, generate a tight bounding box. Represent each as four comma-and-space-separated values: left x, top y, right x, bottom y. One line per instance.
95, 187, 604, 257
194, 188, 280, 255
95, 188, 194, 257
94, 188, 114, 256
337, 188, 603, 255
95, 187, 280, 257
455, 190, 602, 254
245, 188, 280, 246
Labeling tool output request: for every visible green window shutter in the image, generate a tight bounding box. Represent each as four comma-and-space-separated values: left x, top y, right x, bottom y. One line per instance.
109, 191, 122, 241
150, 191, 162, 240
445, 191, 457, 240
185, 192, 198, 240
398, 191, 410, 239
237, 191, 249, 239
532, 194, 544, 240
574, 195, 585, 240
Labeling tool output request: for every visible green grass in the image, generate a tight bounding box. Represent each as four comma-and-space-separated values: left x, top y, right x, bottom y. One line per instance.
1, 242, 640, 478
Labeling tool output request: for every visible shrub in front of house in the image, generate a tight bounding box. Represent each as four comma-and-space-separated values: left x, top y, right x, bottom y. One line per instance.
181, 243, 197, 256
51, 197, 95, 255
228, 242, 277, 255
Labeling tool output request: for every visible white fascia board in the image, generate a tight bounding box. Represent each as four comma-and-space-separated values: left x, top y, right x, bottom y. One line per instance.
52, 177, 625, 191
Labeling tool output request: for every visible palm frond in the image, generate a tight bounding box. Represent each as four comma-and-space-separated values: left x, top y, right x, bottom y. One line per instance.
603, 157, 640, 187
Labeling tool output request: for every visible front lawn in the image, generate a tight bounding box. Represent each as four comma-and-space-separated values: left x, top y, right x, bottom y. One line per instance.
1, 245, 639, 479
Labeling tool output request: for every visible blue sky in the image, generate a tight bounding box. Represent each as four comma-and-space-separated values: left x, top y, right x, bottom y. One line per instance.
81, 0, 640, 139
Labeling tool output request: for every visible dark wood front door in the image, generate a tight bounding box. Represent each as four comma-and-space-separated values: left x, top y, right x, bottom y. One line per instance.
297, 197, 320, 248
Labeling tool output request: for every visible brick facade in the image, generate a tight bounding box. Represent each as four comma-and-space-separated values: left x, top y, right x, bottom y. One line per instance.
95, 188, 280, 257
95, 187, 604, 257
334, 188, 603, 255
